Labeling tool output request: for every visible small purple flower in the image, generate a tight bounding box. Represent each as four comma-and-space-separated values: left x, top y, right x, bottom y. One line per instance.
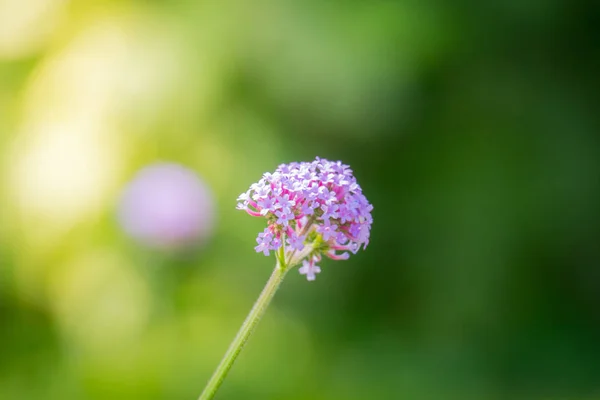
301, 200, 318, 216
236, 192, 250, 210
299, 259, 321, 281
276, 193, 295, 210
237, 157, 373, 280
320, 203, 340, 222
287, 233, 306, 251
317, 186, 335, 205
258, 197, 276, 216
270, 236, 282, 250
275, 209, 293, 227
317, 219, 338, 242
119, 163, 215, 250
252, 182, 271, 200
255, 229, 274, 256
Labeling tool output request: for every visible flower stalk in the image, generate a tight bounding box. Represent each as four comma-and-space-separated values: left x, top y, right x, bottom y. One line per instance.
197, 261, 289, 400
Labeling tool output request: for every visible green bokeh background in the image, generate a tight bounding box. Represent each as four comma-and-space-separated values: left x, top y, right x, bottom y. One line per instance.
1, 1, 599, 399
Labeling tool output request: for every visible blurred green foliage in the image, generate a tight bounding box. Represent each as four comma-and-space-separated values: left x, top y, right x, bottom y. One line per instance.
1, 0, 599, 399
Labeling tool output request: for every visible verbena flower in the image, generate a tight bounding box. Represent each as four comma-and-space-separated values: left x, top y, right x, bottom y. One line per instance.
237, 157, 373, 280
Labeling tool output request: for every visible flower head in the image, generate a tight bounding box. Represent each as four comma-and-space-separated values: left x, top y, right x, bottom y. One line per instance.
237, 157, 373, 280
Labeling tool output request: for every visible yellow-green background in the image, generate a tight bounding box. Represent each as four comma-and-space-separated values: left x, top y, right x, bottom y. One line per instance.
1, 1, 599, 399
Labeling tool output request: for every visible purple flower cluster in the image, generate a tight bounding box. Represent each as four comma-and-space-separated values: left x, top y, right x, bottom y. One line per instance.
237, 157, 373, 280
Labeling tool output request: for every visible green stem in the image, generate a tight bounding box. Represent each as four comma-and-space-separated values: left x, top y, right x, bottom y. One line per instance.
198, 262, 288, 400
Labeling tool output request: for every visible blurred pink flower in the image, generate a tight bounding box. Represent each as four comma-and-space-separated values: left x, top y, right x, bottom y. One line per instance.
118, 163, 215, 250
